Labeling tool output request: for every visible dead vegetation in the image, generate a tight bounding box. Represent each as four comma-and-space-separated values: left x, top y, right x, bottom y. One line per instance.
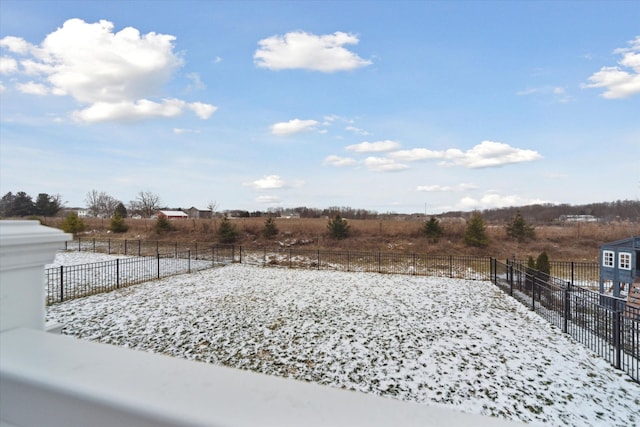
42, 216, 640, 262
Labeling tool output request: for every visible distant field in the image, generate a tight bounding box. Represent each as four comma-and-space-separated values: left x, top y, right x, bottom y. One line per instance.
43, 216, 640, 262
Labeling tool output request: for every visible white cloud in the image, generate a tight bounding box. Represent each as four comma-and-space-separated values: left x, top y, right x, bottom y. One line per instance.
0, 56, 18, 74
0, 36, 33, 54
185, 72, 205, 91
72, 98, 187, 123
271, 118, 318, 135
345, 140, 400, 153
390, 141, 541, 169
0, 19, 217, 123
248, 175, 286, 190
16, 81, 49, 95
345, 125, 370, 136
254, 31, 372, 72
516, 86, 571, 103
458, 193, 550, 210
0, 81, 5, 93
173, 128, 200, 134
416, 183, 478, 192
323, 155, 357, 167
187, 102, 217, 119
584, 36, 640, 99
363, 157, 409, 172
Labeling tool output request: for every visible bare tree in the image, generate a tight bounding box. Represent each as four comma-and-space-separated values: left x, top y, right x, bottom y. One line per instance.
130, 191, 162, 218
85, 190, 120, 218
207, 200, 218, 217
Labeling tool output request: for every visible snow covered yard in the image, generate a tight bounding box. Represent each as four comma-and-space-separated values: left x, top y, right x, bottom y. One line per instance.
46, 253, 639, 426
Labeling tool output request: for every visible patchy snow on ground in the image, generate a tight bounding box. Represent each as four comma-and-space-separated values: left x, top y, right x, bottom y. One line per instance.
46, 252, 639, 426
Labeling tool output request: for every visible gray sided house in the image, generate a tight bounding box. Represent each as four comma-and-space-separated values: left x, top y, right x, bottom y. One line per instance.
599, 236, 640, 299
186, 207, 212, 219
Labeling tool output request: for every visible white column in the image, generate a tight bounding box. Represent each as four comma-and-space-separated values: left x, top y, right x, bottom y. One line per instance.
0, 220, 71, 332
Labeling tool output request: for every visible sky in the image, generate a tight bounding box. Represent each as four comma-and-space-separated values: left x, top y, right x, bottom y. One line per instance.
1, 1, 639, 214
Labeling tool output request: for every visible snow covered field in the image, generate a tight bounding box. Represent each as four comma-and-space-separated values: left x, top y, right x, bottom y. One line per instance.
46, 252, 639, 426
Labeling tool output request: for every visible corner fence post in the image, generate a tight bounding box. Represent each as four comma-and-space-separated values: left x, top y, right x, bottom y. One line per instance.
613, 310, 622, 370
563, 282, 570, 334
59, 265, 64, 303
116, 258, 120, 289
509, 262, 514, 296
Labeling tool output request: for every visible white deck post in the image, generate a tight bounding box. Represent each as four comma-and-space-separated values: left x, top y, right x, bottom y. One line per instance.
0, 220, 71, 332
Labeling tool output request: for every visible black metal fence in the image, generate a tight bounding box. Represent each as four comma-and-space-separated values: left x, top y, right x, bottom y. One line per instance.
45, 249, 233, 305
491, 259, 639, 383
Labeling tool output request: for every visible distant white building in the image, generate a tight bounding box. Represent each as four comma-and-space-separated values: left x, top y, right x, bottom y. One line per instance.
559, 214, 598, 223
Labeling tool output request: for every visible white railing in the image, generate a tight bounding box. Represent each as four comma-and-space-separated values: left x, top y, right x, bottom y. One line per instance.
0, 220, 519, 427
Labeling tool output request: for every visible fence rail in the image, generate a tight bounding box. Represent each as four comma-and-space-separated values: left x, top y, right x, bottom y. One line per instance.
491, 259, 639, 383
45, 250, 232, 305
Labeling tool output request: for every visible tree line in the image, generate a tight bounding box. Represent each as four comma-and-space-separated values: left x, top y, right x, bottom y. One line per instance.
0, 192, 63, 217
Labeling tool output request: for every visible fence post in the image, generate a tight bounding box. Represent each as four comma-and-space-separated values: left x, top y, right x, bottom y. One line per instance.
59, 265, 64, 303
263, 247, 266, 266
531, 275, 536, 311
78, 237, 81, 252
212, 246, 215, 267
138, 240, 141, 257
563, 282, 570, 334
412, 253, 416, 275
449, 255, 453, 278
93, 238, 96, 252
347, 251, 351, 272
195, 242, 198, 260
175, 242, 178, 257
613, 310, 622, 370
509, 262, 513, 296
108, 239, 111, 254
378, 251, 381, 273
239, 246, 243, 264
157, 253, 161, 279
570, 261, 574, 287
188, 250, 191, 273
289, 248, 292, 268
116, 258, 120, 289
124, 239, 128, 255
317, 250, 320, 270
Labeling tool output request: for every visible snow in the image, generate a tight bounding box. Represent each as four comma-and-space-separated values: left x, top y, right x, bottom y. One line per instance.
46, 252, 639, 426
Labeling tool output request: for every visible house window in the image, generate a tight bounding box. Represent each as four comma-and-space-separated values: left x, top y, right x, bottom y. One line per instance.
603, 250, 615, 268
619, 252, 632, 270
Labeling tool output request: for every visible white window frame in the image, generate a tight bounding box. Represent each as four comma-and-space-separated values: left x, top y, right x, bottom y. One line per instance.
602, 250, 615, 268
619, 252, 632, 270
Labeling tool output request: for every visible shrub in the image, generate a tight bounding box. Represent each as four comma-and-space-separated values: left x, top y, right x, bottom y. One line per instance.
262, 216, 279, 239
327, 214, 350, 239
216, 216, 239, 243
464, 211, 489, 247
109, 212, 128, 233
535, 251, 551, 276
506, 211, 535, 242
61, 212, 86, 235
421, 216, 443, 242
154, 216, 173, 234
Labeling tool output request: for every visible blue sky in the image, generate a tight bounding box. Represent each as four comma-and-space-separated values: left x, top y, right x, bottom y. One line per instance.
1, 1, 638, 214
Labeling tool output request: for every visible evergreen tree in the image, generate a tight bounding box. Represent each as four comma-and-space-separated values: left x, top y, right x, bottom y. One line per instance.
327, 214, 350, 239
535, 251, 551, 276
216, 215, 239, 243
109, 212, 129, 233
61, 212, 86, 235
464, 211, 490, 247
34, 193, 62, 217
154, 216, 173, 234
12, 191, 34, 217
262, 216, 279, 239
505, 211, 535, 242
115, 202, 128, 218
421, 216, 443, 242
0, 192, 16, 217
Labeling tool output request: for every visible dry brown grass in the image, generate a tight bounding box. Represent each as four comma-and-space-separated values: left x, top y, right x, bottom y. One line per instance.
42, 216, 640, 262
